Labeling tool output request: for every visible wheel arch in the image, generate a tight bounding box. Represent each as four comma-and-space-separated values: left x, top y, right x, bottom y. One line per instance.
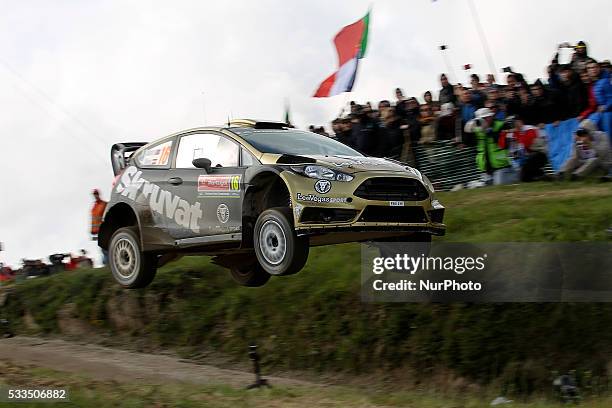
241, 168, 291, 248
98, 202, 141, 250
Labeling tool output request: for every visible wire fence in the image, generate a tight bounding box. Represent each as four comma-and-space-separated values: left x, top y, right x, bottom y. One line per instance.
407, 141, 556, 191
412, 141, 481, 191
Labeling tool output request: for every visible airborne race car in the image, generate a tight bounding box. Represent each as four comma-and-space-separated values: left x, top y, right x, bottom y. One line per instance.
99, 120, 446, 288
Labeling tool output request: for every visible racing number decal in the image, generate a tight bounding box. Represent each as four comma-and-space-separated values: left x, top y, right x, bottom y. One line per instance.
230, 175, 240, 191
158, 145, 171, 165
198, 175, 242, 197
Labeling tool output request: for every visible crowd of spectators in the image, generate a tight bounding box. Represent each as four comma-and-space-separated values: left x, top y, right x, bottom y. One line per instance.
312, 41, 611, 185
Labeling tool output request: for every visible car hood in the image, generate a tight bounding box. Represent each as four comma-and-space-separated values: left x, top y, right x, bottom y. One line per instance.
265, 154, 422, 177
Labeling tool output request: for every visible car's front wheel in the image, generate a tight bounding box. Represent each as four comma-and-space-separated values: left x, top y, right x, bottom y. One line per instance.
109, 227, 157, 289
254, 207, 309, 276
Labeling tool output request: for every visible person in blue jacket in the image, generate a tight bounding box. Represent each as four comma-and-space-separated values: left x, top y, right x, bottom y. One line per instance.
587, 61, 612, 140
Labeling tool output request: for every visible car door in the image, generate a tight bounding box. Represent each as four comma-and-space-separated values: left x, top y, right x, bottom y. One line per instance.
129, 139, 174, 234
165, 131, 246, 239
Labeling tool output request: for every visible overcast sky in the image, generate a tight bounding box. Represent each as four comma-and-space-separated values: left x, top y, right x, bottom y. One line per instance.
1, 0, 611, 267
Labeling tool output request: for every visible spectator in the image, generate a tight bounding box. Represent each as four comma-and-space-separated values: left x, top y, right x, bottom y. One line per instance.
571, 41, 597, 73
561, 121, 611, 179
378, 100, 391, 111
587, 60, 612, 138
578, 65, 598, 122
418, 103, 436, 144
439, 74, 456, 105
91, 189, 108, 265
485, 87, 506, 120
469, 74, 486, 107
504, 74, 522, 116
379, 106, 405, 159
499, 116, 549, 182
486, 74, 498, 90
351, 105, 378, 155
526, 80, 556, 124
335, 118, 353, 146
555, 65, 588, 120
517, 84, 532, 120
435, 102, 461, 142
471, 108, 515, 185
394, 88, 408, 118
459, 89, 477, 125
404, 97, 422, 145
423, 91, 440, 113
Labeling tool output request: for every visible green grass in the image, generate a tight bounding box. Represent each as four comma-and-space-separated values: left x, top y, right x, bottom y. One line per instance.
2, 361, 612, 407
4, 182, 612, 398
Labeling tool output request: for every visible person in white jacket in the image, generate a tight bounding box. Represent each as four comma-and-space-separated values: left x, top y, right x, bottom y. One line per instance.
561, 119, 611, 178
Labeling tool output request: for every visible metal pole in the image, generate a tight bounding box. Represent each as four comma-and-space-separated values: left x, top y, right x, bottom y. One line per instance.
466, 0, 497, 74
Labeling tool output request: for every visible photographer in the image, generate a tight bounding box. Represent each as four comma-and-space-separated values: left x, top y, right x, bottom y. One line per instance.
468, 108, 516, 185
560, 121, 611, 179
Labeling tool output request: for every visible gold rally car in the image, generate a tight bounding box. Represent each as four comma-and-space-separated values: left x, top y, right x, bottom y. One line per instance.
99, 119, 445, 288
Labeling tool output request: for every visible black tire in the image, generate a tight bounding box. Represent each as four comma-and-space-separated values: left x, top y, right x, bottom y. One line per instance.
108, 227, 157, 289
377, 232, 432, 260
230, 262, 271, 287
253, 207, 309, 276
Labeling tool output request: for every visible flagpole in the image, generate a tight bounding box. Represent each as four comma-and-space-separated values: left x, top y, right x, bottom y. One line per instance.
466, 0, 497, 74
439, 45, 458, 83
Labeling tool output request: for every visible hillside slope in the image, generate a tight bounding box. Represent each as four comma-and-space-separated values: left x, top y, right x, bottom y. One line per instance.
4, 182, 612, 395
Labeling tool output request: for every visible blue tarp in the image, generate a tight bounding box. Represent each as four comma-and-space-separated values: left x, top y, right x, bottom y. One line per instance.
544, 118, 579, 172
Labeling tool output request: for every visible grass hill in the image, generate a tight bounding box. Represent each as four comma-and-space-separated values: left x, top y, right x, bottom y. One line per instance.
3, 182, 612, 396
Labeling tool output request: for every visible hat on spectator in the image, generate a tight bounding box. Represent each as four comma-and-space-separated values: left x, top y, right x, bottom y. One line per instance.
475, 107, 494, 119
579, 119, 598, 132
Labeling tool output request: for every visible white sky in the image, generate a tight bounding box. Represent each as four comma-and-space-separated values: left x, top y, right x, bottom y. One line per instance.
0, 0, 611, 267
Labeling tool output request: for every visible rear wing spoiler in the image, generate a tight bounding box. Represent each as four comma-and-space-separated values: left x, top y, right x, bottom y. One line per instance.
111, 142, 147, 176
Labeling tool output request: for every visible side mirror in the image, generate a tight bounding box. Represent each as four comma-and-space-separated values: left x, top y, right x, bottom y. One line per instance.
193, 157, 212, 172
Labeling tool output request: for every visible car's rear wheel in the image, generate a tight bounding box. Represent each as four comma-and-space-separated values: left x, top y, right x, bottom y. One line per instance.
254, 207, 309, 276
109, 227, 157, 289
230, 262, 271, 287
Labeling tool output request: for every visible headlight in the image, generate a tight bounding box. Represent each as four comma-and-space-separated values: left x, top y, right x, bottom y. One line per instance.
291, 165, 354, 182
422, 174, 435, 193
305, 165, 335, 179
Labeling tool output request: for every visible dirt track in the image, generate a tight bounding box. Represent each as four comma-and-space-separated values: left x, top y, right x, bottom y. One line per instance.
0, 336, 315, 388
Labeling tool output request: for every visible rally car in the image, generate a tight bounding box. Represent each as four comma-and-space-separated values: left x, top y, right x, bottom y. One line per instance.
99, 119, 445, 288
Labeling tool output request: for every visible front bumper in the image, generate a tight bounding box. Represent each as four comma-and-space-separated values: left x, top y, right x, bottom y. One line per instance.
280, 170, 446, 236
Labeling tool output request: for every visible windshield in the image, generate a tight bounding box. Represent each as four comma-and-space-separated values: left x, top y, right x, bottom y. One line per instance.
230, 128, 364, 157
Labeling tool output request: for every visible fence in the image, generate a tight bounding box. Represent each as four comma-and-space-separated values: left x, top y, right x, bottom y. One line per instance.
407, 117, 583, 191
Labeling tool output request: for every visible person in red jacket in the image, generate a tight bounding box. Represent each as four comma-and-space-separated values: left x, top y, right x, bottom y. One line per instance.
499, 116, 549, 182
91, 189, 108, 265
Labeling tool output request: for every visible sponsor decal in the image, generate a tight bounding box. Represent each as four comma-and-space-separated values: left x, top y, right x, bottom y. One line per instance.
115, 166, 203, 233
389, 201, 405, 207
214, 225, 241, 232
314, 179, 331, 194
331, 157, 387, 168
296, 192, 348, 204
142, 140, 172, 166
216, 204, 230, 224
198, 175, 241, 197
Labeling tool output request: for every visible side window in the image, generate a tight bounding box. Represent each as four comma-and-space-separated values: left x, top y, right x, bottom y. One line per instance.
139, 140, 173, 166
175, 133, 239, 169
240, 147, 256, 166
